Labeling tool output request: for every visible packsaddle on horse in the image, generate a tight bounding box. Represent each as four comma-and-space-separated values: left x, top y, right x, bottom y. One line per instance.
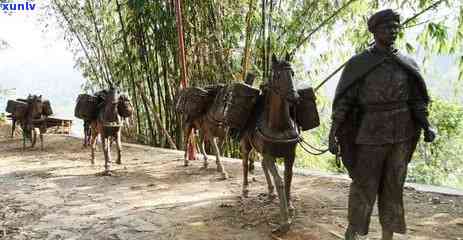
6, 95, 53, 150
75, 87, 133, 175
177, 85, 230, 179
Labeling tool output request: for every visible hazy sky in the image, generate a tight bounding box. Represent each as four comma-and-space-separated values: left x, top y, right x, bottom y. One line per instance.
0, 8, 85, 136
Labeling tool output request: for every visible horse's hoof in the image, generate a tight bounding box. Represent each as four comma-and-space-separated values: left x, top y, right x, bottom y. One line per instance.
219, 172, 228, 180
344, 227, 361, 240
268, 193, 277, 201
242, 189, 249, 198
116, 160, 122, 165
200, 164, 208, 170
288, 205, 296, 217
271, 222, 291, 236
248, 165, 255, 174
184, 161, 189, 167
102, 171, 113, 176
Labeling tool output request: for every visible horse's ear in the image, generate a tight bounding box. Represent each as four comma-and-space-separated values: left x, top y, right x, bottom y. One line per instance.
272, 53, 278, 64
285, 52, 291, 62
39, 95, 42, 100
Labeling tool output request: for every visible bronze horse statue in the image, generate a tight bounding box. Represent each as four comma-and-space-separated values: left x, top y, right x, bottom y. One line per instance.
89, 87, 132, 175
183, 86, 229, 179
239, 54, 300, 234
10, 95, 49, 150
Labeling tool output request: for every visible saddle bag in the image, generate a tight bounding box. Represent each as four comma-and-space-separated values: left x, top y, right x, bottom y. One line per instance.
74, 94, 98, 120
118, 98, 133, 118
6, 100, 28, 119
295, 87, 320, 131
224, 83, 260, 130
43, 100, 53, 116
175, 87, 214, 119
204, 84, 225, 98
6, 100, 16, 113
206, 85, 229, 124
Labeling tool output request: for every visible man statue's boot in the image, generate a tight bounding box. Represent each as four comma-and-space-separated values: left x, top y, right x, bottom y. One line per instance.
381, 230, 393, 240
345, 227, 360, 240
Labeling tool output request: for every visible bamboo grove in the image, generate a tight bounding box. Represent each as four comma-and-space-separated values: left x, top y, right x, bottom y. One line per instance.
48, 0, 463, 158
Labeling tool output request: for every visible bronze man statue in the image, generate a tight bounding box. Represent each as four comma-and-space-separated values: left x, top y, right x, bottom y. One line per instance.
328, 9, 436, 240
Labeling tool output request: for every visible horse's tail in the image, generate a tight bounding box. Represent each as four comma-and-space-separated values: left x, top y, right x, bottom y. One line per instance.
83, 120, 91, 135
11, 117, 16, 138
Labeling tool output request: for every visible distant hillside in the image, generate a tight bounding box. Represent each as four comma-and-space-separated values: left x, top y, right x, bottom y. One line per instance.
0, 47, 86, 137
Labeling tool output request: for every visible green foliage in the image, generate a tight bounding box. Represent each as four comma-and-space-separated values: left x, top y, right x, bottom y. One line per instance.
409, 97, 463, 188
0, 113, 5, 123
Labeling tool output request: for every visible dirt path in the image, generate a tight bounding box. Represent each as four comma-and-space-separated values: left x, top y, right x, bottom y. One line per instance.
0, 124, 462, 240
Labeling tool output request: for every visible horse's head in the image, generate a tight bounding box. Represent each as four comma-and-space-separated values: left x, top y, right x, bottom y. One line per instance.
118, 94, 133, 119
268, 53, 299, 104
102, 87, 121, 123
27, 94, 44, 119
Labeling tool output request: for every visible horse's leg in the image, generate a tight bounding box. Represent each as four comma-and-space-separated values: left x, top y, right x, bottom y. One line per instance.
87, 129, 92, 146
115, 130, 122, 165
213, 137, 227, 179
11, 118, 16, 138
90, 124, 98, 164
83, 129, 88, 147
183, 125, 193, 167
22, 128, 26, 150
40, 128, 44, 151
249, 156, 255, 174
103, 135, 112, 175
265, 154, 291, 235
100, 136, 106, 167
31, 128, 37, 148
284, 150, 296, 216
87, 132, 91, 147
261, 155, 276, 200
240, 139, 251, 197
83, 120, 90, 147
199, 131, 208, 169
82, 125, 86, 147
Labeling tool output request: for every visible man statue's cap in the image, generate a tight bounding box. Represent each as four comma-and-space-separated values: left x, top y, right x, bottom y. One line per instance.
367, 9, 400, 33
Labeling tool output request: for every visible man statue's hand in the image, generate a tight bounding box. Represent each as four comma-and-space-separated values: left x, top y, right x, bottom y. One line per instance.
328, 128, 338, 155
424, 128, 436, 142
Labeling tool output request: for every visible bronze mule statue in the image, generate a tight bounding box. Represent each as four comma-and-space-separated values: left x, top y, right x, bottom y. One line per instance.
239, 54, 300, 234
9, 95, 51, 150
183, 85, 229, 180
89, 87, 133, 175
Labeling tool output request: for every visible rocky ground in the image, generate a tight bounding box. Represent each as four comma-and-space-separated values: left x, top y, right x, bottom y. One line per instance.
0, 123, 462, 240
